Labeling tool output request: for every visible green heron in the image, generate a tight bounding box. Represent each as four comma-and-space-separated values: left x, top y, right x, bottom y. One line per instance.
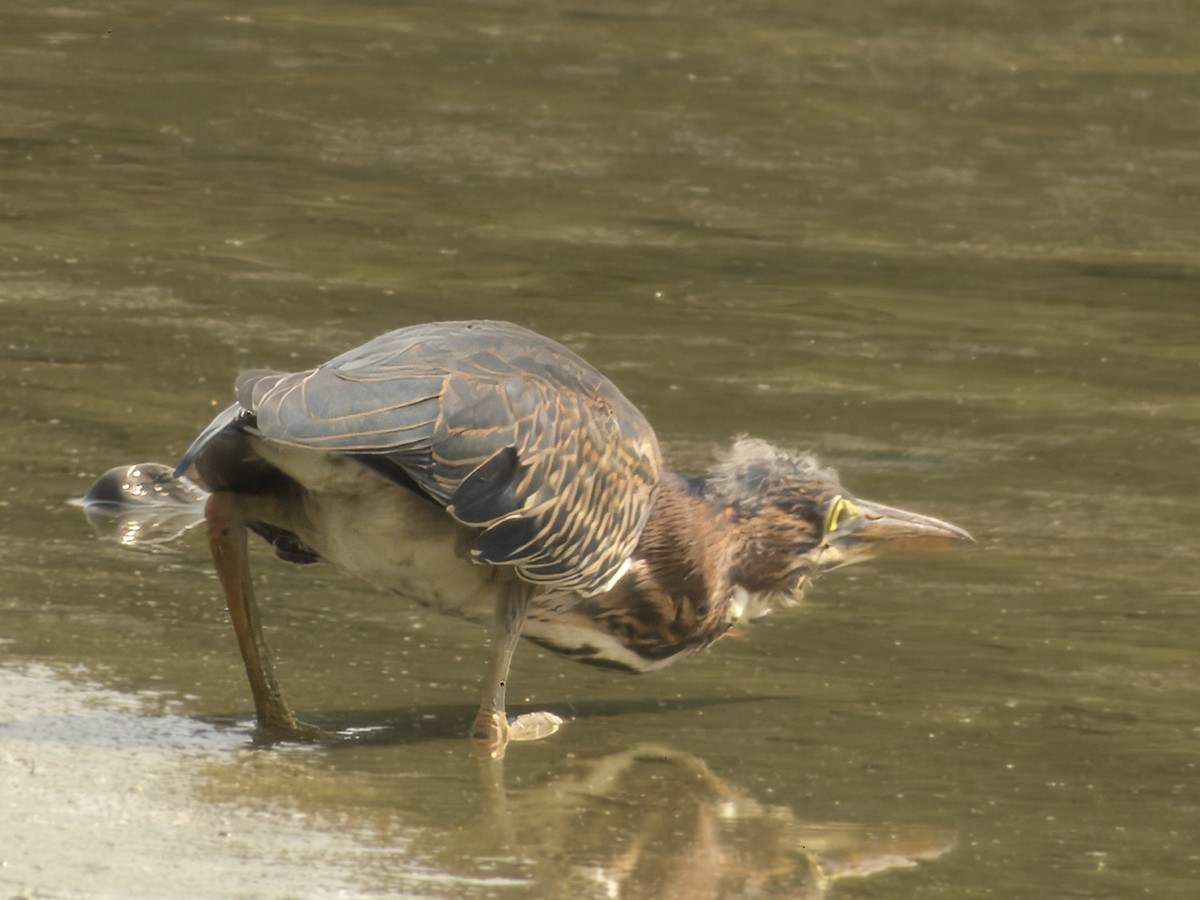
93, 320, 971, 757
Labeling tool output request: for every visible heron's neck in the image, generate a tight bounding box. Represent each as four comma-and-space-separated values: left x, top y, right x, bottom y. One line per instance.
633, 472, 742, 619
523, 473, 761, 674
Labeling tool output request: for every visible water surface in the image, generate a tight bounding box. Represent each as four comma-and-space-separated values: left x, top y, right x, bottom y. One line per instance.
2, 1, 1198, 897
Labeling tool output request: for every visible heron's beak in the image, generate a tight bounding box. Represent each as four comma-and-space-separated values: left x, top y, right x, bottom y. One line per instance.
809, 495, 973, 574
842, 498, 974, 558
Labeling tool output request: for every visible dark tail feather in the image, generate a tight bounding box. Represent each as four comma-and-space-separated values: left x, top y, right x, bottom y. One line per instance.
78, 463, 208, 547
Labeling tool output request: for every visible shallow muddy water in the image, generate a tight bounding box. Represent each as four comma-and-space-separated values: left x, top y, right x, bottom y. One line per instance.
2, 1, 1199, 897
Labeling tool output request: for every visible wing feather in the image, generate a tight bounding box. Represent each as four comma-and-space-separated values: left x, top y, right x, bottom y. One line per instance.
178, 320, 660, 595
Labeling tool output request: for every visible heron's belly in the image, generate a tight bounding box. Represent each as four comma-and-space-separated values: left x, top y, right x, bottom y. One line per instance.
301, 487, 499, 618
287, 483, 697, 671
250, 442, 498, 618
247, 443, 704, 670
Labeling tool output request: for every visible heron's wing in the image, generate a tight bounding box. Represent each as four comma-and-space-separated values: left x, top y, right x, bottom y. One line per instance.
182, 321, 661, 596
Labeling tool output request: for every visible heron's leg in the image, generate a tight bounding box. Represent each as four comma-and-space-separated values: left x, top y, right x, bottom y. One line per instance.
471, 580, 562, 758
205, 491, 320, 741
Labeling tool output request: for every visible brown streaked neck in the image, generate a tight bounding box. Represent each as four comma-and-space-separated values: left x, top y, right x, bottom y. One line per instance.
633, 471, 739, 621
523, 472, 748, 673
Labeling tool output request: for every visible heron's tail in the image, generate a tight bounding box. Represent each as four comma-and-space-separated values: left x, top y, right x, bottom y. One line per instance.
77, 463, 208, 548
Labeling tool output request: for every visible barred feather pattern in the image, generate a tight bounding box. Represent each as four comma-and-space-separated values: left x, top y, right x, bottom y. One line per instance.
180, 321, 661, 597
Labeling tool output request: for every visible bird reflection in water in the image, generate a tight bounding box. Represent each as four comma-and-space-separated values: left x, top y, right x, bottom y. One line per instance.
463, 745, 955, 899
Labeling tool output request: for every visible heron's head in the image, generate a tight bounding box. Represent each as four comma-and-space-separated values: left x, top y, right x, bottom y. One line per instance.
707, 439, 972, 606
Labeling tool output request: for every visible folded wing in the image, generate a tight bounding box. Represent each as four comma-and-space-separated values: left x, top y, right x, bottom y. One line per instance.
178, 320, 661, 596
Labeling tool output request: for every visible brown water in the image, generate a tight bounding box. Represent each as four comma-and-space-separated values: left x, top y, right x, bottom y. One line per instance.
3, 1, 1199, 897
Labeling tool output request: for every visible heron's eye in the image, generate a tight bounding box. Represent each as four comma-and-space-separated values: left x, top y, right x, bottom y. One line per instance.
823, 495, 861, 535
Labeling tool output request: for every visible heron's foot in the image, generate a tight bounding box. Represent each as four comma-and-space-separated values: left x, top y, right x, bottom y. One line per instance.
255, 710, 330, 744
471, 708, 563, 759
